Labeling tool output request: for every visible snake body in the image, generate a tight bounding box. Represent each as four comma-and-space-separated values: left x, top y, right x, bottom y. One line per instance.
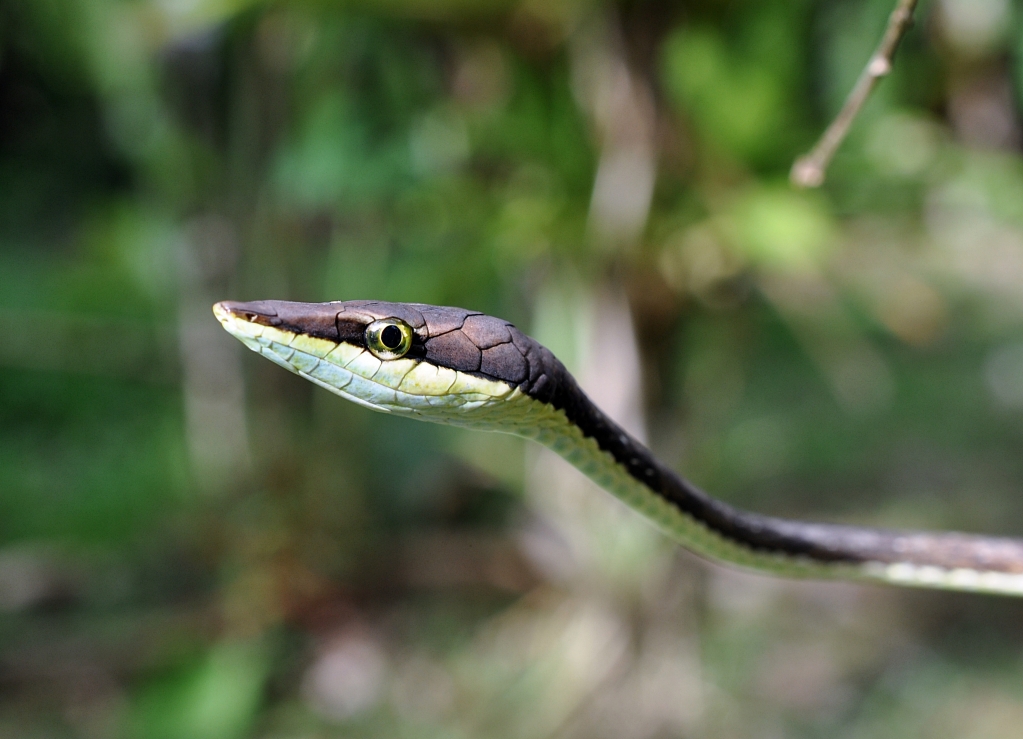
214, 299, 1023, 596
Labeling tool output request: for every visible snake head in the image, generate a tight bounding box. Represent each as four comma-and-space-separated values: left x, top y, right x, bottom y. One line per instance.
214, 299, 560, 429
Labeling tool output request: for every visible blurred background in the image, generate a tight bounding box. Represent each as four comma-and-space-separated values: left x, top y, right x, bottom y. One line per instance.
3, 0, 1023, 736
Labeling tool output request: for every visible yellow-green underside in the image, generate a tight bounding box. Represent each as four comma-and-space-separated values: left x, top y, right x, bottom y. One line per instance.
217, 310, 1023, 596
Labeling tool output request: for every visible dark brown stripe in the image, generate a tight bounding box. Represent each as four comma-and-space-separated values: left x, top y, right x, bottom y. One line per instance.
510, 324, 1023, 573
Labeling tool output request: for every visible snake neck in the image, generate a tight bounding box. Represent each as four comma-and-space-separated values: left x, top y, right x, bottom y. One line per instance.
523, 373, 1023, 590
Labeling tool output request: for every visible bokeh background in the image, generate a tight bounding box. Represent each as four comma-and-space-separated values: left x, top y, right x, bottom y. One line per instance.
4, 0, 1023, 736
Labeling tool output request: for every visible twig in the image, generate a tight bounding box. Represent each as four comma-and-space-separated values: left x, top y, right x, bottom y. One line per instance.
791, 0, 919, 188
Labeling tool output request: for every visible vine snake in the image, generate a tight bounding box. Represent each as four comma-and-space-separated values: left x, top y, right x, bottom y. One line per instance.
214, 299, 1023, 596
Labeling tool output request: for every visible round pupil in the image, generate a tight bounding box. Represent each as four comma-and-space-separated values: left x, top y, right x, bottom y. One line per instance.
380, 324, 403, 350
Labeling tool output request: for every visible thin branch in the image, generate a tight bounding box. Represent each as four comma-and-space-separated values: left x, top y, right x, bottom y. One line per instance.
791, 0, 919, 188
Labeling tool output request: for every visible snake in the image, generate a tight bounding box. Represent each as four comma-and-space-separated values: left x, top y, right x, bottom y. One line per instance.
214, 298, 1023, 596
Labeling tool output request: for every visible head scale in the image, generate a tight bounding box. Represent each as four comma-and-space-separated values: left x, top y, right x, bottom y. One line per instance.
213, 299, 561, 429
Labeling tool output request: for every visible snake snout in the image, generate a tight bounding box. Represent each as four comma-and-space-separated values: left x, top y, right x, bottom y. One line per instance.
214, 300, 280, 324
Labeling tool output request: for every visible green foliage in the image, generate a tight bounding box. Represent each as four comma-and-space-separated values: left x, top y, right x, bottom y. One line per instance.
3, 0, 1023, 737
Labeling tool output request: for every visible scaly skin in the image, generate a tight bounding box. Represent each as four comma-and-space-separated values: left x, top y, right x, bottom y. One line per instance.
215, 299, 1023, 596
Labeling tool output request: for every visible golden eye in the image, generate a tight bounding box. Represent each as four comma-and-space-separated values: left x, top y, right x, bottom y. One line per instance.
366, 318, 413, 360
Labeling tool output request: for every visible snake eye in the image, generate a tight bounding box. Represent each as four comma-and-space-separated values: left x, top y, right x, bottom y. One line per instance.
366, 318, 413, 360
